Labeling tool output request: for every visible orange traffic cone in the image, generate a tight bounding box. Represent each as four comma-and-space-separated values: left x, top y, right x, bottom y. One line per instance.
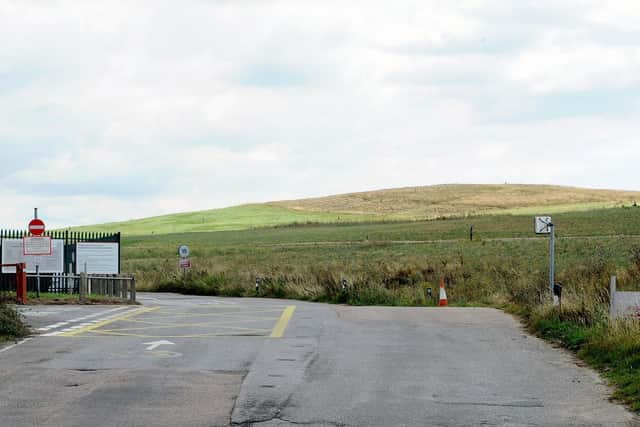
438, 278, 448, 306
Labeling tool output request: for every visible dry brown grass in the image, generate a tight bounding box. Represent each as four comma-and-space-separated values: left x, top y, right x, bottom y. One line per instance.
270, 184, 640, 219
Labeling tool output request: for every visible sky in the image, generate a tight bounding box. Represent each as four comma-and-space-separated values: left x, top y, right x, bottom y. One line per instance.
1, 1, 639, 229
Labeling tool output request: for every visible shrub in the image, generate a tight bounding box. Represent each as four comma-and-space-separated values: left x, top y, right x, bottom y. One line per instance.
0, 303, 29, 339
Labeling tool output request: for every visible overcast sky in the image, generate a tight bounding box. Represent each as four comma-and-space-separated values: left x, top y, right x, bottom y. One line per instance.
1, 1, 639, 228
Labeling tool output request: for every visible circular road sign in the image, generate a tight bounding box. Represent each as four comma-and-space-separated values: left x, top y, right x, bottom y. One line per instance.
28, 218, 46, 236
178, 245, 190, 258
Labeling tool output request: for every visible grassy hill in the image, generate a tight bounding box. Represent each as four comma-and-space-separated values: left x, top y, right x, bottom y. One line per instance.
69, 184, 640, 236
270, 184, 639, 217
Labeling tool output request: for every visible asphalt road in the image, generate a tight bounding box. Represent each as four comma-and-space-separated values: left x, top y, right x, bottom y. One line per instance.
1, 293, 637, 427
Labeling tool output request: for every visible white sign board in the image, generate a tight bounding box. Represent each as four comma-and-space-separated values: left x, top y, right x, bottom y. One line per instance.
23, 236, 52, 256
535, 216, 553, 234
1, 239, 64, 273
75, 242, 119, 274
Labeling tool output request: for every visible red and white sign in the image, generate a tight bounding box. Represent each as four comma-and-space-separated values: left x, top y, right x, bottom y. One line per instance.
179, 258, 191, 269
23, 236, 52, 256
28, 218, 46, 236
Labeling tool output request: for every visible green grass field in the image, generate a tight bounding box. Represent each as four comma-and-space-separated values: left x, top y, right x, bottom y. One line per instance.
70, 204, 375, 235
123, 206, 640, 301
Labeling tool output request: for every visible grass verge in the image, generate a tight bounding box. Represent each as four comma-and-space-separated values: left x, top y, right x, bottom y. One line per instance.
529, 310, 640, 412
25, 292, 137, 305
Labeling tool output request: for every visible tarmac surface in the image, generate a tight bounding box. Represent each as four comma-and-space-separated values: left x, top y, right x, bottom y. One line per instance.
1, 292, 637, 426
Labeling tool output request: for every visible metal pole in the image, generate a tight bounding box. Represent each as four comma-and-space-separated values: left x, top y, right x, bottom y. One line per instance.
34, 208, 38, 219
549, 223, 555, 295
609, 276, 617, 318
36, 264, 40, 298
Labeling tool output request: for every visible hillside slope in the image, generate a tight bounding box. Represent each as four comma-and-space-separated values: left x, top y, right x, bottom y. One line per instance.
69, 184, 639, 235
270, 184, 639, 218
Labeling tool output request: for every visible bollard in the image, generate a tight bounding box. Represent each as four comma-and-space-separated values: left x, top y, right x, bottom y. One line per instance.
341, 279, 347, 291
255, 277, 261, 294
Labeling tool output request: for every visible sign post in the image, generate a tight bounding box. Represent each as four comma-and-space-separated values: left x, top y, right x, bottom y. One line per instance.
535, 216, 557, 304
25, 212, 51, 256
178, 245, 191, 278
35, 264, 40, 298
550, 222, 555, 298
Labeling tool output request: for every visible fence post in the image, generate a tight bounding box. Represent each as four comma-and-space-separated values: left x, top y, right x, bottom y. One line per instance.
130, 276, 136, 303
80, 272, 87, 302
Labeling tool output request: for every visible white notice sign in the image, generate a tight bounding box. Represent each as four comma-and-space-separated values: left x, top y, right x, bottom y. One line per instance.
76, 242, 119, 274
534, 216, 553, 234
1, 239, 64, 273
23, 236, 52, 256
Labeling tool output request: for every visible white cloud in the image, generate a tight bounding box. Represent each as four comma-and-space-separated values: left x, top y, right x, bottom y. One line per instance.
507, 29, 640, 93
1, 0, 639, 228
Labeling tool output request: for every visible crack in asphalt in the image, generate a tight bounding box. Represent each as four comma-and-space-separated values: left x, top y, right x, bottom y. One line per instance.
234, 416, 347, 426
433, 400, 544, 408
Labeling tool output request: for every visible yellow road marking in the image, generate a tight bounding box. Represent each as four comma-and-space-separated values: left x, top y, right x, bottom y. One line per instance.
138, 309, 285, 320
89, 330, 271, 338
60, 307, 160, 336
270, 306, 296, 338
125, 317, 280, 327
102, 323, 275, 332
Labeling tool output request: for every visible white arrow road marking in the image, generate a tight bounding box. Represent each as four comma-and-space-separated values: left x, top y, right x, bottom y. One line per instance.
143, 340, 175, 351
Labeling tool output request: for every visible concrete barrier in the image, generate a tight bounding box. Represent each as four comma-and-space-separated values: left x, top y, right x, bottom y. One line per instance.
610, 276, 640, 318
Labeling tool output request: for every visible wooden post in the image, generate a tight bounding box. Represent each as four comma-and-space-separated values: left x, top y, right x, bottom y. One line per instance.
130, 276, 136, 303
80, 272, 87, 302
